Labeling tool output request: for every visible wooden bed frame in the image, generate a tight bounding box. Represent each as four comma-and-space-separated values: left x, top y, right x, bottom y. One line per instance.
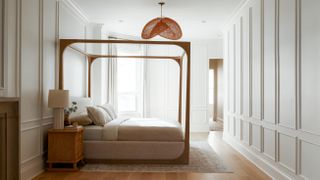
58, 39, 191, 164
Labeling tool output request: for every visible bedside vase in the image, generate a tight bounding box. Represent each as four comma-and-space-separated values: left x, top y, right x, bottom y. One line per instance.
64, 114, 70, 126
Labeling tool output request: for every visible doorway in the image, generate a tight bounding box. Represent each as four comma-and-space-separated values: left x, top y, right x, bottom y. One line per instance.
208, 59, 223, 131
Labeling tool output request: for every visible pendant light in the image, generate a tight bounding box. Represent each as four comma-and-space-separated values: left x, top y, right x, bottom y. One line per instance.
141, 2, 182, 40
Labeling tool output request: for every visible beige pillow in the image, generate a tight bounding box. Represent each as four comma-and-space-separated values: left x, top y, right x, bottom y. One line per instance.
87, 106, 112, 126
99, 103, 117, 120
69, 110, 92, 126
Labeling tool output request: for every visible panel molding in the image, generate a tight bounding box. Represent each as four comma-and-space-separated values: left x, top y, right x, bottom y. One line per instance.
19, 0, 58, 179
277, 132, 297, 174
277, 0, 297, 130
248, 7, 253, 118
262, 127, 277, 161
21, 117, 53, 132
262, 0, 277, 125
260, 0, 265, 121
240, 119, 250, 145
233, 24, 236, 114
295, 0, 301, 131
298, 139, 320, 179
250, 0, 263, 121
297, 0, 320, 136
251, 124, 262, 152
223, 133, 290, 180
224, 0, 320, 179
239, 16, 243, 116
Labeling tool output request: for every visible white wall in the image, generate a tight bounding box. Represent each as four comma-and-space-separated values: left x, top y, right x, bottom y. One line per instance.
191, 39, 223, 132
146, 39, 223, 132
146, 45, 181, 121
18, 0, 92, 179
59, 1, 88, 97
223, 0, 320, 179
88, 24, 108, 105
19, 0, 57, 179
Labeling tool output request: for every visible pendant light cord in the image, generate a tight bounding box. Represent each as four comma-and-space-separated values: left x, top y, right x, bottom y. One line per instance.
159, 2, 165, 18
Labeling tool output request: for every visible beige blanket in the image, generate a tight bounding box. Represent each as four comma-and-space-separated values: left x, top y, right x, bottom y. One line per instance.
102, 118, 184, 142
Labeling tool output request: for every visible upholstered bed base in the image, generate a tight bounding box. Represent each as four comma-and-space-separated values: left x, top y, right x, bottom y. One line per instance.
84, 140, 185, 163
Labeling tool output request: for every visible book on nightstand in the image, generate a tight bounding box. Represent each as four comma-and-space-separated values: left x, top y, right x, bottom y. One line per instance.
64, 125, 83, 129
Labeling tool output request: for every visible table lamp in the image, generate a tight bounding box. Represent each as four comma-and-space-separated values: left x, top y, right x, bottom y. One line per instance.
48, 89, 69, 129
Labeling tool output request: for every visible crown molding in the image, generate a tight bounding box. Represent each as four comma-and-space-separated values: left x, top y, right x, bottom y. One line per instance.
221, 0, 251, 31
58, 0, 89, 24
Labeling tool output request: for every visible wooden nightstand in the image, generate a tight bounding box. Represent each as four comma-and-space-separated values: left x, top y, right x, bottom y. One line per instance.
47, 127, 84, 171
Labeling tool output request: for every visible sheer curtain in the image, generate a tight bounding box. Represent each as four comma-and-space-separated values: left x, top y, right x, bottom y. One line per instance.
106, 43, 118, 112
142, 45, 149, 118
106, 41, 148, 117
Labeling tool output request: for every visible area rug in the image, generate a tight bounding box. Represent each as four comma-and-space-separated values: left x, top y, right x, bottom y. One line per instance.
81, 141, 232, 173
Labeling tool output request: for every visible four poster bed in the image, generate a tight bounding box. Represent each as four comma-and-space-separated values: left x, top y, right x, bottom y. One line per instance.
58, 39, 191, 164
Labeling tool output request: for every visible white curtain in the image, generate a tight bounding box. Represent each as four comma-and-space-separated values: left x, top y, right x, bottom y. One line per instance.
106, 43, 118, 112
142, 45, 149, 118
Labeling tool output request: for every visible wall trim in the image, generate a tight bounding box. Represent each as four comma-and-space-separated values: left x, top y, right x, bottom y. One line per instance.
277, 132, 297, 174
59, 0, 89, 24
223, 133, 290, 180
21, 117, 53, 132
224, 0, 320, 179
21, 154, 44, 180
223, 0, 252, 30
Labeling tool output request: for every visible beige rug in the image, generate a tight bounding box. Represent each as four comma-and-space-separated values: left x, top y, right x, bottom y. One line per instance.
81, 141, 231, 173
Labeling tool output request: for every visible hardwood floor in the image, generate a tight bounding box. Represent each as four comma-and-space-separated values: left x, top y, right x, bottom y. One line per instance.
34, 131, 271, 180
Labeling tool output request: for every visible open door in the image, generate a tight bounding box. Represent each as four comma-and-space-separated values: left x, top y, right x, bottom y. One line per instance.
208, 59, 224, 131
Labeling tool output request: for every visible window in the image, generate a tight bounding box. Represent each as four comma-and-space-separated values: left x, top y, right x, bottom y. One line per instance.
117, 46, 144, 116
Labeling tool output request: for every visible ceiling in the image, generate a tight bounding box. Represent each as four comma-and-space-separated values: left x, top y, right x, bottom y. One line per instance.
73, 0, 244, 40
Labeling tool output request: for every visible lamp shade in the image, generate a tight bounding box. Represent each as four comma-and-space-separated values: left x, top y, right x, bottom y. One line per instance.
141, 17, 182, 40
48, 89, 69, 108
141, 2, 182, 40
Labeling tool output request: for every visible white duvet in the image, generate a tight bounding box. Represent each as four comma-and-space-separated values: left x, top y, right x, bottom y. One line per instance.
101, 117, 183, 141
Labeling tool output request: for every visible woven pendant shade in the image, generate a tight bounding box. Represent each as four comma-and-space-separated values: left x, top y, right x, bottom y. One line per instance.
141, 2, 182, 40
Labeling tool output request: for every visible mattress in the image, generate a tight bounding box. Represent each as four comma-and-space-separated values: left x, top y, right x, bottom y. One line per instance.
83, 125, 103, 140
83, 118, 184, 142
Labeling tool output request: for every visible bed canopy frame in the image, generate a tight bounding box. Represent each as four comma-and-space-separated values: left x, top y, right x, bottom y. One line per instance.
58, 39, 191, 164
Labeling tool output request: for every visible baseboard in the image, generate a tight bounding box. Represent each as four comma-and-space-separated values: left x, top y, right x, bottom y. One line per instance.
29, 169, 44, 180
21, 155, 45, 180
223, 134, 290, 180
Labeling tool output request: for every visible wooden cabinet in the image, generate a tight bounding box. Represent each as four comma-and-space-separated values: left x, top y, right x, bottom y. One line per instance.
47, 128, 84, 171
0, 98, 19, 180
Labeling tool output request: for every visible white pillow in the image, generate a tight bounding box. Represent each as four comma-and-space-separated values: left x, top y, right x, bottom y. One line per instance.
87, 106, 112, 126
99, 103, 117, 119
69, 110, 92, 126
70, 97, 94, 113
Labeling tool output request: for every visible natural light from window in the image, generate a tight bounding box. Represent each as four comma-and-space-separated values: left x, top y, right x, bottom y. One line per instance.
117, 47, 144, 116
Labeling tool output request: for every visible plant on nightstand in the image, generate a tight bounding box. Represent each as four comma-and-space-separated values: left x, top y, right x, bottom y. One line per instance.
64, 101, 78, 125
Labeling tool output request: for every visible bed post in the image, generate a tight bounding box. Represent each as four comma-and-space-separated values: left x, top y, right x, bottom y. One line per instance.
185, 43, 191, 164
87, 56, 96, 98
180, 42, 191, 164
178, 58, 183, 123
58, 40, 69, 89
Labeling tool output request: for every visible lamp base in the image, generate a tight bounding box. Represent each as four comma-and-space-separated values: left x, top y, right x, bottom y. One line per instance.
53, 108, 64, 129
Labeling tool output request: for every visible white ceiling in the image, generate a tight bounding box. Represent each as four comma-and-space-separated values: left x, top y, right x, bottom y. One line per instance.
73, 0, 244, 40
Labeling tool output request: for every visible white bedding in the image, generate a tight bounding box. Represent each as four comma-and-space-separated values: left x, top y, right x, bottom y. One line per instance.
84, 118, 184, 142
